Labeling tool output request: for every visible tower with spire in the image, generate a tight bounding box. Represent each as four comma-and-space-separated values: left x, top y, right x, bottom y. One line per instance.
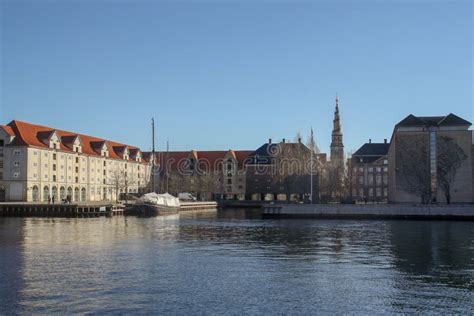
330, 95, 344, 170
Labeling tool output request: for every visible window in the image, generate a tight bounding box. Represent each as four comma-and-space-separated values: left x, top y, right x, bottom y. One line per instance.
13, 172, 19, 178
75, 177, 78, 183
45, 174, 48, 179
369, 188, 373, 197
376, 188, 382, 197
53, 153, 57, 160
227, 179, 232, 184
0, 172, 2, 179
44, 163, 48, 168
33, 162, 37, 167
76, 157, 79, 163
376, 167, 381, 172
103, 179, 106, 184
358, 176, 364, 185
0, 140, 3, 146
376, 174, 382, 186
104, 161, 106, 166
383, 159, 388, 165
359, 188, 364, 197
53, 143, 57, 149
32, 186, 39, 201
0, 161, 3, 168
383, 175, 388, 185
384, 188, 388, 197
368, 175, 373, 185
43, 186, 49, 202
14, 161, 20, 168
383, 167, 388, 173
53, 175, 57, 182
81, 188, 86, 201
14, 150, 21, 155
358, 167, 363, 172
53, 164, 56, 171
75, 167, 79, 173
74, 187, 80, 201
34, 151, 38, 155
33, 173, 37, 178
368, 167, 373, 172
44, 152, 48, 157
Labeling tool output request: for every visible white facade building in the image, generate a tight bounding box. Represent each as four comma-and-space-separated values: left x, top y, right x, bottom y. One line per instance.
0, 120, 152, 202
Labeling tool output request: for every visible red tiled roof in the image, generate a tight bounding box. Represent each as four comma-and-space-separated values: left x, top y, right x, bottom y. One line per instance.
6, 120, 146, 163
0, 125, 15, 137
234, 150, 253, 168
149, 150, 254, 172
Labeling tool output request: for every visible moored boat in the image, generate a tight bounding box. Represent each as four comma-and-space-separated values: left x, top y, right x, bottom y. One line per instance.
124, 193, 180, 217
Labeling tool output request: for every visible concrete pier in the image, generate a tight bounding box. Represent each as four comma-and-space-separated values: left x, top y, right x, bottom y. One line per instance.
0, 202, 122, 217
180, 201, 218, 212
263, 203, 474, 220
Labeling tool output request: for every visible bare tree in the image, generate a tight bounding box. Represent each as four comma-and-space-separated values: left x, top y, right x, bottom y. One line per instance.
272, 143, 313, 201
320, 162, 344, 202
437, 136, 467, 204
108, 168, 137, 202
396, 134, 431, 204
293, 132, 303, 143
306, 135, 321, 154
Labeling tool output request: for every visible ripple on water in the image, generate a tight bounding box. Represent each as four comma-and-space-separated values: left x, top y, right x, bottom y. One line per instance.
0, 215, 473, 314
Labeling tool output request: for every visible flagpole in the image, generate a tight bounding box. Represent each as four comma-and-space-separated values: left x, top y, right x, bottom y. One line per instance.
310, 127, 314, 204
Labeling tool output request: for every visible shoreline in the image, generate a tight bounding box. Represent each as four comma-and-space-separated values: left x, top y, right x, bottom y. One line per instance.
262, 203, 474, 220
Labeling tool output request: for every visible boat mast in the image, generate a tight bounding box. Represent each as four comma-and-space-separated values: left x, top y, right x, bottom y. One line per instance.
310, 127, 314, 204
166, 140, 169, 193
151, 118, 156, 193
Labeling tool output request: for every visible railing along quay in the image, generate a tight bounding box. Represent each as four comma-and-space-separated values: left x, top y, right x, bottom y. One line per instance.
180, 201, 218, 212
0, 202, 122, 217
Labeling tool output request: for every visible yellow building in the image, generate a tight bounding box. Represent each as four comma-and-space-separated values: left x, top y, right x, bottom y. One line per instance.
0, 120, 152, 202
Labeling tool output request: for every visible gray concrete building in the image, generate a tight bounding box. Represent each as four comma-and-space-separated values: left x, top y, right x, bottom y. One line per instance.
388, 114, 473, 204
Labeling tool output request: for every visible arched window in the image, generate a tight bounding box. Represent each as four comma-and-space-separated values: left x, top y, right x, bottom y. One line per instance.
60, 187, 66, 200
74, 187, 80, 202
32, 185, 39, 201
43, 186, 49, 202
52, 186, 58, 201
67, 187, 73, 201
81, 188, 86, 201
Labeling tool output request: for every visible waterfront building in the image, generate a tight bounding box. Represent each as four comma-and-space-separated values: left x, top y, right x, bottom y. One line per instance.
245, 138, 325, 202
350, 139, 390, 202
153, 149, 252, 200
0, 120, 151, 202
388, 114, 473, 204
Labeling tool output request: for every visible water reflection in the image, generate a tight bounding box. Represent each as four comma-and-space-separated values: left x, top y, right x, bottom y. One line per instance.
0, 211, 472, 314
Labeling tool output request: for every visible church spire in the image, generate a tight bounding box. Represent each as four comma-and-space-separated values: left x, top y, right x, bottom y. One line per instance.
330, 95, 344, 168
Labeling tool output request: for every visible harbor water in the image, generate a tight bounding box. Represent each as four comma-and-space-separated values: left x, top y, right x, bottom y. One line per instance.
0, 209, 473, 314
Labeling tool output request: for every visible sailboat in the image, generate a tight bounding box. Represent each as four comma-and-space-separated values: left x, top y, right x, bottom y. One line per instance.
124, 118, 181, 216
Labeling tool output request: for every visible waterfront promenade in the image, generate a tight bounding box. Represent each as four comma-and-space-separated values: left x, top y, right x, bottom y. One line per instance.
263, 203, 474, 220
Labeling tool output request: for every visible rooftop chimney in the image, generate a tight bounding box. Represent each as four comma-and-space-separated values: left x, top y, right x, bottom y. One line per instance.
384, 139, 387, 144
298, 137, 302, 144
269, 138, 272, 144
369, 139, 372, 143
282, 138, 286, 143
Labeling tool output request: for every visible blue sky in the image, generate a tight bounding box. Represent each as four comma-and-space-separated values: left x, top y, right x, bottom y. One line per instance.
1, 0, 472, 154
